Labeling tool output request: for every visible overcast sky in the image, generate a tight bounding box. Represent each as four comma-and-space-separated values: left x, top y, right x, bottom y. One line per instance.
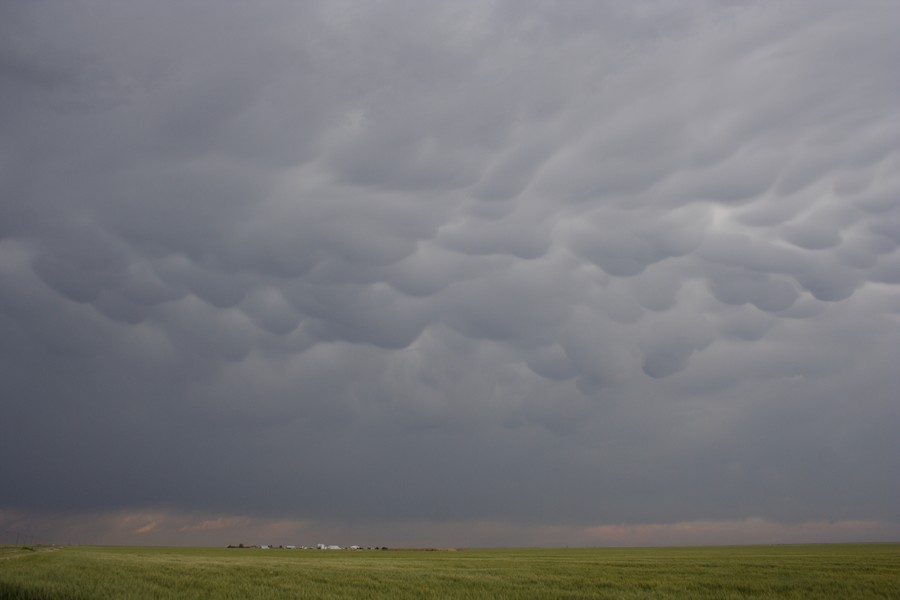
2, 0, 899, 548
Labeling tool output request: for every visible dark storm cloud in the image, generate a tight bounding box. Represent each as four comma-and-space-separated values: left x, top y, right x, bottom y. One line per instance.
2, 0, 899, 545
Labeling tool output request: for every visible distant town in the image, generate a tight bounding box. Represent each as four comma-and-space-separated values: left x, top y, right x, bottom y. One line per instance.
226, 544, 389, 551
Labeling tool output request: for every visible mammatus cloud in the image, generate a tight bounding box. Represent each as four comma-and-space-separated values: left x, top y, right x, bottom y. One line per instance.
1, 1, 898, 546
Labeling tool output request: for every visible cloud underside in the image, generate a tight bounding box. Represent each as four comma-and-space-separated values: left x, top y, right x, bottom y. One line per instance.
3, 508, 899, 548
1, 1, 899, 543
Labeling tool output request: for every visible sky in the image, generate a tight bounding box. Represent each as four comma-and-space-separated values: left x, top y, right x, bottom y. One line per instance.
1, 0, 899, 548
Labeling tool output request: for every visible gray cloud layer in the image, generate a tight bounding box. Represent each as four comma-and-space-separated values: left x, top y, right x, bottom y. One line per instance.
2, 1, 899, 544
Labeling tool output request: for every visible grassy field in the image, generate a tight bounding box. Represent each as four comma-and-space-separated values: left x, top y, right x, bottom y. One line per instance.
1, 543, 898, 599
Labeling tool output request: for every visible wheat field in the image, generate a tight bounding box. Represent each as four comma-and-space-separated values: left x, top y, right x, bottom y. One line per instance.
1, 543, 898, 599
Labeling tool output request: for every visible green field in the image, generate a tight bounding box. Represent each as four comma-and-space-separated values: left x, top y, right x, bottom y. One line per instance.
1, 543, 898, 599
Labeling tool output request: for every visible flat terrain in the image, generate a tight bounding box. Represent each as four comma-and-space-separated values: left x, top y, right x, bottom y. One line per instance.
1, 543, 898, 599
